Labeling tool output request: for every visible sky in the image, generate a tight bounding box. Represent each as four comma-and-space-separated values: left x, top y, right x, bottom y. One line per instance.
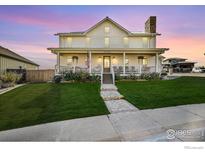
0, 5, 205, 68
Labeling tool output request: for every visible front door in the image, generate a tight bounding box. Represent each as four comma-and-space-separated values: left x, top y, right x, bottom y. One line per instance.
103, 56, 111, 73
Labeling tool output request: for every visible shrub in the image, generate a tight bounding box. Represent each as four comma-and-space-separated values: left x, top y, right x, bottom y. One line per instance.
53, 75, 62, 83
62, 71, 100, 82
0, 72, 22, 84
115, 73, 121, 81
140, 72, 160, 80
0, 79, 2, 88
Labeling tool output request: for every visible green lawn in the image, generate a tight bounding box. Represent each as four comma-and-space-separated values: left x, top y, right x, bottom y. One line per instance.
116, 77, 205, 110
0, 83, 109, 131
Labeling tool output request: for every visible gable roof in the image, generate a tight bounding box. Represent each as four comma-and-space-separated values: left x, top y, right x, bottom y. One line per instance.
55, 16, 160, 37
0, 46, 39, 66
84, 16, 131, 34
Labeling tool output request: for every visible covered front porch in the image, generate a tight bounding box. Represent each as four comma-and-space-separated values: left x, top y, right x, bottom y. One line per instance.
55, 51, 162, 75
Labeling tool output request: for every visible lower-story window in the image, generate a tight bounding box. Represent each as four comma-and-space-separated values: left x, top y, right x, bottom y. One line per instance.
138, 56, 148, 65
67, 56, 78, 65
67, 56, 72, 65
72, 56, 78, 65
143, 58, 148, 65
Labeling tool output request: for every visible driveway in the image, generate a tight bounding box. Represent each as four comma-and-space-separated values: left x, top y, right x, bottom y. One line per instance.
0, 103, 205, 141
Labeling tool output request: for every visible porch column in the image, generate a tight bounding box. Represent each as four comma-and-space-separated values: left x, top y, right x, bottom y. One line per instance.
89, 51, 92, 74
123, 52, 126, 75
57, 52, 60, 73
155, 53, 159, 73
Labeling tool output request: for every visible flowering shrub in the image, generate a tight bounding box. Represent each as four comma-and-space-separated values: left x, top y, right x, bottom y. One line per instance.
140, 72, 160, 80
0, 72, 22, 83
0, 72, 22, 88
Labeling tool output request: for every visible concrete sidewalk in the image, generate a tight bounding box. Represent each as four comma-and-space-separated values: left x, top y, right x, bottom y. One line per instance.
0, 104, 205, 141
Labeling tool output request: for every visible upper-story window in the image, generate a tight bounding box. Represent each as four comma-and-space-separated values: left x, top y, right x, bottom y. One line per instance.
61, 37, 72, 48
142, 37, 148, 48
105, 26, 110, 34
123, 37, 129, 47
86, 37, 90, 47
67, 37, 72, 47
105, 37, 110, 48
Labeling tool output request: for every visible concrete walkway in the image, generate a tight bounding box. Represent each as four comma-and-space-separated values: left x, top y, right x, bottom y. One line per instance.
100, 84, 139, 113
0, 84, 26, 95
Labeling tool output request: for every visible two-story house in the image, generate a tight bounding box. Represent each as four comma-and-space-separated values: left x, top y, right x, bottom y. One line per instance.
48, 16, 169, 76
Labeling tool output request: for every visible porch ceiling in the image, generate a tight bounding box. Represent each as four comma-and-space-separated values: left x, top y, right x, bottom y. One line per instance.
48, 48, 169, 54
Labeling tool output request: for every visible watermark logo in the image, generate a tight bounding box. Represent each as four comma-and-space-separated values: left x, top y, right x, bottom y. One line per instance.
166, 128, 205, 140
166, 129, 176, 139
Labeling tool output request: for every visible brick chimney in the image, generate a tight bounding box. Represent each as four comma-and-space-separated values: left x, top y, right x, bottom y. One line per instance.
145, 16, 156, 33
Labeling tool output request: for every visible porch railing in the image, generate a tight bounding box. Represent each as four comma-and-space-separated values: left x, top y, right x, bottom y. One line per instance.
101, 64, 103, 85
112, 65, 156, 74
111, 65, 115, 85
56, 65, 156, 75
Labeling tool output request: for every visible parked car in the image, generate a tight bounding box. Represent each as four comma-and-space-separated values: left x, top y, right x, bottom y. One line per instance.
192, 67, 203, 73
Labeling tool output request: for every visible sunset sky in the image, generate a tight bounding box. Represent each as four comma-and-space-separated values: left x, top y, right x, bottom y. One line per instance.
0, 5, 205, 68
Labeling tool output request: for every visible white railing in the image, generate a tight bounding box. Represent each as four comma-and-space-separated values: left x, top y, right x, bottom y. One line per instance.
101, 64, 103, 85
56, 65, 89, 74
56, 65, 157, 75
111, 65, 115, 85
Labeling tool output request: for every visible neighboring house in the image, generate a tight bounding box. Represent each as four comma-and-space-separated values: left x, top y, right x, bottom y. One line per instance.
163, 57, 196, 73
48, 16, 169, 75
0, 46, 39, 73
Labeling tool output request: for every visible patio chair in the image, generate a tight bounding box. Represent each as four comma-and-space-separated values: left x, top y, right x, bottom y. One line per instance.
125, 66, 130, 74
130, 66, 136, 73
119, 66, 123, 73
113, 66, 118, 73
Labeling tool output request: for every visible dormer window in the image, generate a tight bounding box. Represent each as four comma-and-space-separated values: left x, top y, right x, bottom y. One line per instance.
105, 26, 110, 33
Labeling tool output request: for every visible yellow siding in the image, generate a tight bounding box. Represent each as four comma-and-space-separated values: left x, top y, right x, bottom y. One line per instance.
59, 21, 155, 49
59, 53, 157, 68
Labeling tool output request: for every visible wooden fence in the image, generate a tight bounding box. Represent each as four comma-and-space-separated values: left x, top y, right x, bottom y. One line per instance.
26, 69, 55, 82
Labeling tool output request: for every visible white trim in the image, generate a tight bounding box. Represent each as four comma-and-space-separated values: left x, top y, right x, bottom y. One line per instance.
57, 52, 60, 73
123, 52, 126, 75
89, 51, 92, 74
155, 53, 159, 72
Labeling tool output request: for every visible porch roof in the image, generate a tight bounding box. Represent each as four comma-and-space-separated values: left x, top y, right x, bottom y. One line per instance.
48, 48, 169, 54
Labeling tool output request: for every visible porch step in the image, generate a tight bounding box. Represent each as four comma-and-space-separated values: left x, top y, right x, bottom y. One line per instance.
100, 91, 124, 101
101, 84, 118, 91
103, 74, 113, 84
